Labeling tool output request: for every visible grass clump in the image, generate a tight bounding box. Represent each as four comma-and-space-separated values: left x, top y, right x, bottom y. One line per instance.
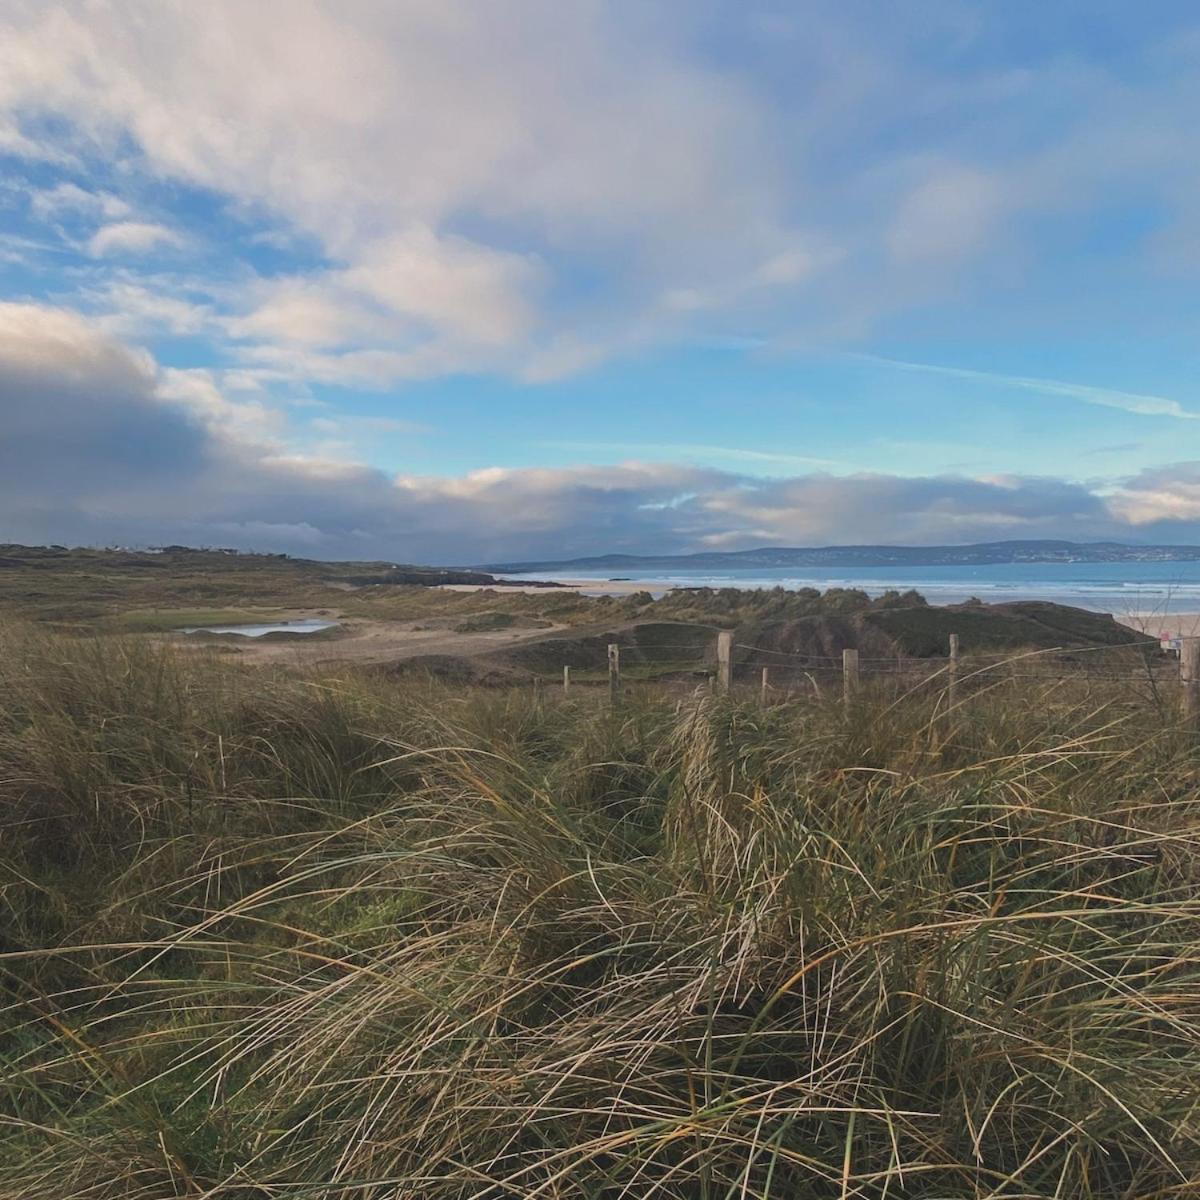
2, 619, 1199, 1197
99, 607, 283, 633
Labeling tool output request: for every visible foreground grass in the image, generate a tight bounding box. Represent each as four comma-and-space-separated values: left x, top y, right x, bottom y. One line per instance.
2, 622, 1199, 1197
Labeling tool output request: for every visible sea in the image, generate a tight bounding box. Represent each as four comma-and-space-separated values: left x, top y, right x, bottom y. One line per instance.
507, 561, 1200, 615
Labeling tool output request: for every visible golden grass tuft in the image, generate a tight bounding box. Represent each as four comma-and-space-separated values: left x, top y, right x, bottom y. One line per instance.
2, 620, 1199, 1197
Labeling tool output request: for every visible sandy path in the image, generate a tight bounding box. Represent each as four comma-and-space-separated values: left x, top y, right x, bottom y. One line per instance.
173, 617, 575, 668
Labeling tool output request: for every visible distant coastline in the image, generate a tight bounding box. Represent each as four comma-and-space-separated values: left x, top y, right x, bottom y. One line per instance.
482, 539, 1200, 573
487, 562, 1200, 619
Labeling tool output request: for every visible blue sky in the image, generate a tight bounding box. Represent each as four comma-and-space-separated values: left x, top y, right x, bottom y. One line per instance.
1, 1, 1200, 563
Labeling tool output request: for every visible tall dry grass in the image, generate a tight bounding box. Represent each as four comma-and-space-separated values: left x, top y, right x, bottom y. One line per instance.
2, 620, 1199, 1197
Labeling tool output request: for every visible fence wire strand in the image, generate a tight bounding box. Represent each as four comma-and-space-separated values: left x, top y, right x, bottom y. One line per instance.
571, 627, 1187, 703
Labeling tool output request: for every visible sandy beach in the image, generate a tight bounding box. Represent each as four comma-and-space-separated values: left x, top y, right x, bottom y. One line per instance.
441, 578, 677, 596
1118, 612, 1200, 639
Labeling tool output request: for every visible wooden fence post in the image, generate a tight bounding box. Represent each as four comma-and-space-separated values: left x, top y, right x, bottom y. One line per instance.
717, 630, 732, 694
562, 664, 570, 695
948, 633, 959, 706
843, 648, 858, 704
608, 643, 621, 708
761, 665, 769, 705
1182, 637, 1200, 725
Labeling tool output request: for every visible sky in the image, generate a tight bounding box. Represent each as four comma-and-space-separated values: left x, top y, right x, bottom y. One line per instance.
2, 0, 1200, 564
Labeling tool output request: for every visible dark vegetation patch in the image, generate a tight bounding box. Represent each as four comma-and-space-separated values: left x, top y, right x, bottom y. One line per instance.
369, 652, 517, 685
864, 598, 1141, 656
450, 611, 553, 633
492, 603, 1145, 681
492, 620, 715, 678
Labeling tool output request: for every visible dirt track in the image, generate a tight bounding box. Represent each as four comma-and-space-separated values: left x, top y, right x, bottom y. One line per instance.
170, 617, 577, 669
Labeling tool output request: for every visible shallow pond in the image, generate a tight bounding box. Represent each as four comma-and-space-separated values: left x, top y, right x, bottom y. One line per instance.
179, 618, 339, 638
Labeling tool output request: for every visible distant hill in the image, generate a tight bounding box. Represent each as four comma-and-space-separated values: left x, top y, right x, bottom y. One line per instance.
484, 539, 1200, 573
0, 543, 567, 625
0, 542, 560, 589
0, 543, 504, 586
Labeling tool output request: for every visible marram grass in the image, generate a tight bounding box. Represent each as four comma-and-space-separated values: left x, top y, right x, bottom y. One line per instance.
2, 621, 1199, 1198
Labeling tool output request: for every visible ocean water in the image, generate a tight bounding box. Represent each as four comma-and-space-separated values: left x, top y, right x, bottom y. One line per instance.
510, 561, 1200, 614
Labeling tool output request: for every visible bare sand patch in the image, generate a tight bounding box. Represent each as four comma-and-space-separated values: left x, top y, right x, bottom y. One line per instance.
439, 583, 577, 594
168, 617, 572, 668
441, 579, 675, 596
1118, 612, 1200, 640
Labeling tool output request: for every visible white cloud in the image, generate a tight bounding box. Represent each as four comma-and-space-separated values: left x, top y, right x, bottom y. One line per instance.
1107, 464, 1200, 525
659, 240, 837, 317
87, 220, 184, 257
887, 165, 1006, 264
232, 341, 481, 388
851, 354, 1200, 421
30, 181, 130, 221
226, 278, 384, 349
0, 2, 814, 377
0, 301, 155, 391
90, 279, 213, 336
220, 258, 539, 390
4, 306, 1200, 562
226, 225, 541, 363
340, 228, 543, 347
3, 3, 1199, 387
156, 366, 286, 446
0, 113, 76, 164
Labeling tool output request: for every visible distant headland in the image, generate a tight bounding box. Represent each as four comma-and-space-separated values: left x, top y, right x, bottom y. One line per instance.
484, 539, 1200, 573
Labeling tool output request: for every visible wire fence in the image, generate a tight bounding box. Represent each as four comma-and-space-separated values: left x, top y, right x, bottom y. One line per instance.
546, 630, 1200, 719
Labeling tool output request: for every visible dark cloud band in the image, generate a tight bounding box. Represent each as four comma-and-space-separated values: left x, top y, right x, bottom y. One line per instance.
2, 304, 1198, 562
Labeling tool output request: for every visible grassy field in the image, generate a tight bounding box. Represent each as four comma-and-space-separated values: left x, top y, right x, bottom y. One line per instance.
0, 545, 603, 630
0, 547, 1147, 657
2, 619, 1199, 1198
